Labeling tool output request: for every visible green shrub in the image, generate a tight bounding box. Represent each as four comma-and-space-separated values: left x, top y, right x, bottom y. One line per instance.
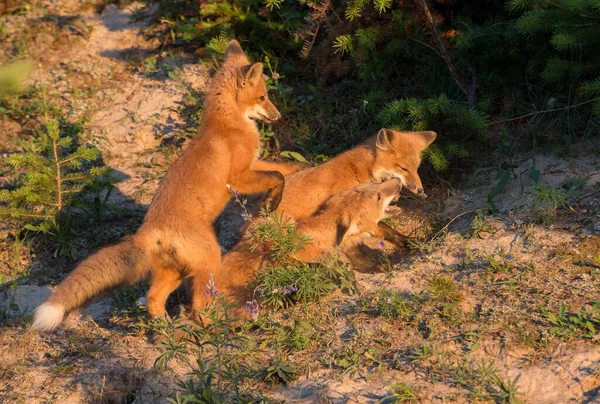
250, 212, 355, 310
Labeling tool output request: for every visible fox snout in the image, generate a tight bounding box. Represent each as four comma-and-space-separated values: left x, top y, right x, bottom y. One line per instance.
265, 103, 281, 122
405, 183, 427, 198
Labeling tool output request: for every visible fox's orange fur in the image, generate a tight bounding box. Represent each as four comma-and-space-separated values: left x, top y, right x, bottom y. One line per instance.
31, 40, 304, 332
272, 128, 436, 246
220, 179, 404, 318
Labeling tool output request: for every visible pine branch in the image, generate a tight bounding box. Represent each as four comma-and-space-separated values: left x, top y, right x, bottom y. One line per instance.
297, 0, 332, 58
415, 0, 474, 106
547, 1, 600, 22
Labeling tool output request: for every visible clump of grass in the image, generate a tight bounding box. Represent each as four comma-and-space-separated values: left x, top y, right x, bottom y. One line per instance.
383, 382, 419, 403
532, 183, 568, 224
426, 275, 463, 304
358, 288, 424, 322
270, 318, 316, 352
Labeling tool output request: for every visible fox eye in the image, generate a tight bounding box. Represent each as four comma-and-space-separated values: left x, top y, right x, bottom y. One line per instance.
377, 193, 382, 201
259, 95, 266, 101
397, 165, 409, 172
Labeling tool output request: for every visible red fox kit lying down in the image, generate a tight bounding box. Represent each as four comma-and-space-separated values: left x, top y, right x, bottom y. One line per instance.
272, 128, 436, 247
31, 40, 304, 332
218, 179, 403, 318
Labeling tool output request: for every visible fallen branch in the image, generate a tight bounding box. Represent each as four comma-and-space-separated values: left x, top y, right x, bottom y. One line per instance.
430, 208, 484, 241
486, 99, 596, 126
574, 188, 600, 204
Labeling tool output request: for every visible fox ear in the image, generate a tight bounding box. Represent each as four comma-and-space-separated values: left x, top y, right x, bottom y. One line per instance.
376, 128, 395, 152
224, 40, 250, 67
241, 63, 264, 87
416, 131, 437, 150
335, 212, 353, 246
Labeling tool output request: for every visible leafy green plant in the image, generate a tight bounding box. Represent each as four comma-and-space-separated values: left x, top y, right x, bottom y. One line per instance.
469, 212, 495, 239
155, 296, 255, 403
262, 357, 297, 386
374, 289, 423, 322
249, 212, 312, 265
546, 301, 600, 339
332, 339, 385, 376
0, 60, 32, 101
270, 318, 315, 352
408, 342, 434, 363
491, 373, 524, 404
255, 260, 337, 310
486, 254, 513, 275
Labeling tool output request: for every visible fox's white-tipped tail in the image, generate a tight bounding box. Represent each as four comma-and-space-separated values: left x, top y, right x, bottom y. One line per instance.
31, 303, 65, 332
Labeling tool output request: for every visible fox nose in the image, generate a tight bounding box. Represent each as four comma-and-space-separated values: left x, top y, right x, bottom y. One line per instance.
417, 188, 428, 198
272, 111, 281, 121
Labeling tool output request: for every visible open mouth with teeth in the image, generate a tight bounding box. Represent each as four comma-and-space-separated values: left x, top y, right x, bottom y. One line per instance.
384, 194, 402, 215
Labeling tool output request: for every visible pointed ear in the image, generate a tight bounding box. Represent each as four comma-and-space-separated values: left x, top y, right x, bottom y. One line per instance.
241, 63, 264, 87
416, 131, 437, 150
376, 128, 395, 152
335, 212, 353, 246
224, 40, 250, 67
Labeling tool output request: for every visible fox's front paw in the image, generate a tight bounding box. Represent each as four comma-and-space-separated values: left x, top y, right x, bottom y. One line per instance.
288, 161, 310, 174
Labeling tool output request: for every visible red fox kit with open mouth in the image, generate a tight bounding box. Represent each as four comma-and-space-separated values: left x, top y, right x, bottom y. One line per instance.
219, 179, 404, 318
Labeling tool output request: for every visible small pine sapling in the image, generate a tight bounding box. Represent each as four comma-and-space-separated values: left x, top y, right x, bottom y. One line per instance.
0, 119, 115, 255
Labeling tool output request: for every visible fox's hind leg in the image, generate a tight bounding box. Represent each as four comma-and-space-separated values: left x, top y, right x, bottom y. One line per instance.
173, 229, 224, 321
146, 267, 183, 318
188, 251, 222, 319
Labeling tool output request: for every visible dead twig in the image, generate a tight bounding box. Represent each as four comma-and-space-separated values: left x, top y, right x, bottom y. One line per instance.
430, 209, 484, 241
574, 188, 600, 204
486, 99, 596, 126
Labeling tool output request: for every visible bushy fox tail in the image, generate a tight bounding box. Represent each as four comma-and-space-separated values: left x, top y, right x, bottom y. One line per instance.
31, 239, 150, 332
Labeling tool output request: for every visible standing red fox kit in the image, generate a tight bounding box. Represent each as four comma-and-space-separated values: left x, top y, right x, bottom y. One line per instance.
32, 40, 303, 332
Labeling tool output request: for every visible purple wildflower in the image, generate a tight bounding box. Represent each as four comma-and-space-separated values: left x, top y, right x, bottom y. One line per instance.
227, 184, 253, 221
204, 273, 220, 297
377, 241, 385, 250
282, 284, 298, 295
245, 299, 262, 320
